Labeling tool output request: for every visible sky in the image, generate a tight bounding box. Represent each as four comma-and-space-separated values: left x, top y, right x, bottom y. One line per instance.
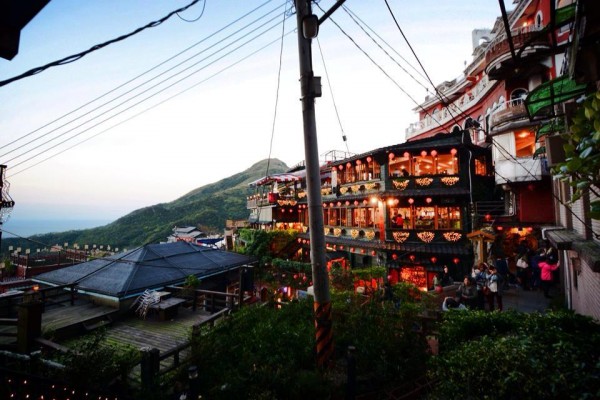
0, 0, 509, 232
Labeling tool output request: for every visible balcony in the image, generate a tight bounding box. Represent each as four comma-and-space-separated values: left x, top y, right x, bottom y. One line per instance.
325, 226, 379, 241
489, 99, 530, 133
494, 157, 544, 184
485, 25, 551, 80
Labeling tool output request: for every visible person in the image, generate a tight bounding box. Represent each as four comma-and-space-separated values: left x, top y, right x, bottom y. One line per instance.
486, 266, 503, 311
394, 214, 404, 227
529, 248, 545, 290
402, 168, 410, 177
442, 296, 467, 311
441, 265, 453, 286
472, 263, 488, 310
433, 273, 443, 293
538, 254, 559, 298
456, 275, 478, 309
515, 240, 531, 290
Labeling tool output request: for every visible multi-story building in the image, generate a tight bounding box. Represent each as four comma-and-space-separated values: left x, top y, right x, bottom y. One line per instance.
247, 131, 494, 290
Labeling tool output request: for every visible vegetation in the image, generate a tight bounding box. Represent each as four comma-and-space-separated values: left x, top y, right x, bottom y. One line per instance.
551, 90, 600, 218
429, 310, 600, 399
1, 159, 288, 251
186, 285, 432, 399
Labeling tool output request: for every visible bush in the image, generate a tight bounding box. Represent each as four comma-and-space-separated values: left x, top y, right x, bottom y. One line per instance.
429, 311, 600, 399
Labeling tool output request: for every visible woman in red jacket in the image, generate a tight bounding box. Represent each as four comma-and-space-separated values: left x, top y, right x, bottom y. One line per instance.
538, 254, 559, 298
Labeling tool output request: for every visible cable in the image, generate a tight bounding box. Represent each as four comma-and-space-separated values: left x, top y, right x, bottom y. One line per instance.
8, 25, 298, 177
383, 0, 465, 129
177, 0, 207, 22
1, 2, 287, 163
316, 37, 350, 154
341, 5, 431, 94
0, 0, 280, 153
316, 5, 448, 132
0, 0, 206, 88
4, 13, 293, 171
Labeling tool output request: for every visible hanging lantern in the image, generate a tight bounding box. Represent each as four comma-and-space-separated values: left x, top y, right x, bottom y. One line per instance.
389, 152, 395, 160
409, 254, 416, 262
426, 197, 432, 204
430, 256, 437, 264
450, 148, 457, 155
354, 200, 359, 206
338, 165, 344, 170
387, 198, 395, 206
340, 245, 344, 250
346, 162, 352, 168
403, 151, 410, 158
392, 253, 398, 260
497, 226, 504, 231
337, 201, 342, 206
408, 198, 414, 204
363, 199, 368, 205
485, 213, 492, 221
297, 238, 302, 243
431, 150, 438, 157
361, 249, 366, 254
366, 156, 372, 162
345, 201, 350, 206
356, 159, 362, 165
329, 202, 334, 207
371, 250, 376, 256
453, 257, 460, 264
350, 247, 355, 252
421, 150, 427, 157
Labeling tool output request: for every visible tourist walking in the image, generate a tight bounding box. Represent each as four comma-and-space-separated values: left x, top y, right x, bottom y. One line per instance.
538, 254, 559, 298
485, 266, 503, 311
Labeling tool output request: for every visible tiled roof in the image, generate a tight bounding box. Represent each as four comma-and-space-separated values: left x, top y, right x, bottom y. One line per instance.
33, 242, 254, 299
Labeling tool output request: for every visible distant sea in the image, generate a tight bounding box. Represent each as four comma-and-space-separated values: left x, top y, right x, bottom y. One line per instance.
1, 219, 112, 238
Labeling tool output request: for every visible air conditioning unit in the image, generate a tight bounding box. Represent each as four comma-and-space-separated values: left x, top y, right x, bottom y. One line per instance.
545, 135, 567, 167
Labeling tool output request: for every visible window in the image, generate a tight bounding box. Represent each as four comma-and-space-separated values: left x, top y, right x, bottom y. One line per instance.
511, 88, 528, 105
415, 207, 435, 229
414, 152, 435, 176
475, 156, 487, 176
436, 153, 458, 175
437, 207, 461, 230
389, 207, 411, 229
389, 153, 411, 177
515, 130, 536, 157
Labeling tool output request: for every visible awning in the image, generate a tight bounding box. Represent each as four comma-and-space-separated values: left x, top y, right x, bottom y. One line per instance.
525, 76, 588, 118
248, 173, 302, 187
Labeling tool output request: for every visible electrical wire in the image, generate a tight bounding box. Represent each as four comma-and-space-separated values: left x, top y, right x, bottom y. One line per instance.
0, 0, 205, 88
1, 2, 287, 163
177, 0, 207, 22
316, 6, 448, 133
0, 0, 280, 153
341, 5, 431, 94
316, 37, 350, 154
8, 24, 298, 177
383, 0, 465, 129
4, 13, 294, 172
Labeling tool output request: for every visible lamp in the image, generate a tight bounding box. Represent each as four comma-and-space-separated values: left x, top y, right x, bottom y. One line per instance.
302, 14, 319, 39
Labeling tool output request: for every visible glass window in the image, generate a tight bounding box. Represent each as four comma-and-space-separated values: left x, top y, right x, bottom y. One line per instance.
438, 207, 461, 230
436, 153, 458, 175
414, 154, 435, 176
389, 154, 411, 177
475, 156, 487, 176
515, 130, 535, 157
390, 207, 411, 229
415, 207, 435, 229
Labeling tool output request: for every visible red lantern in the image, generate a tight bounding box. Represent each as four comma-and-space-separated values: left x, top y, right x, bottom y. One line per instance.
345, 201, 350, 206
356, 159, 362, 165
453, 257, 460, 264
297, 238, 302, 243
389, 152, 395, 160
426, 197, 432, 204
366, 156, 372, 162
403, 151, 410, 158
408, 198, 414, 204
450, 148, 457, 155
497, 226, 504, 231
350, 248, 355, 252
354, 200, 359, 206
421, 150, 427, 157
392, 253, 398, 260
431, 150, 438, 157
485, 214, 492, 221
329, 202, 334, 207
338, 165, 343, 170
371, 250, 376, 256
361, 249, 366, 254
430, 256, 437, 264
346, 162, 352, 168
409, 254, 416, 262
337, 201, 342, 206
340, 246, 344, 250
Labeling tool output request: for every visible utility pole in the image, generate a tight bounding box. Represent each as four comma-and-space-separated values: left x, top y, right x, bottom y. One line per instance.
0, 165, 15, 253
294, 0, 331, 367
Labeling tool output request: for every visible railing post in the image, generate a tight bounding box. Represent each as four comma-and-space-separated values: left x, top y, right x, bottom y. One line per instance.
140, 347, 160, 392
192, 290, 197, 312
17, 300, 42, 354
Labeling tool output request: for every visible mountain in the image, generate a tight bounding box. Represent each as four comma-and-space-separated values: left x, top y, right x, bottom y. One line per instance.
1, 159, 289, 252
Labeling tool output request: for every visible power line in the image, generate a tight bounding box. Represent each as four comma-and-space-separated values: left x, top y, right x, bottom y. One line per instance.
177, 0, 207, 22
8, 24, 298, 177
4, 12, 292, 171
316, 4, 448, 133
0, 0, 281, 153
0, 0, 205, 88
316, 37, 350, 154
1, 2, 287, 163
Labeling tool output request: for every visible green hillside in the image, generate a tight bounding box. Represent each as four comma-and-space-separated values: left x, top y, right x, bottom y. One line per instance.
1, 159, 289, 251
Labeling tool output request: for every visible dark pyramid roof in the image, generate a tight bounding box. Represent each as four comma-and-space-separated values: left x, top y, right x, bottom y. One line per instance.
34, 242, 254, 299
